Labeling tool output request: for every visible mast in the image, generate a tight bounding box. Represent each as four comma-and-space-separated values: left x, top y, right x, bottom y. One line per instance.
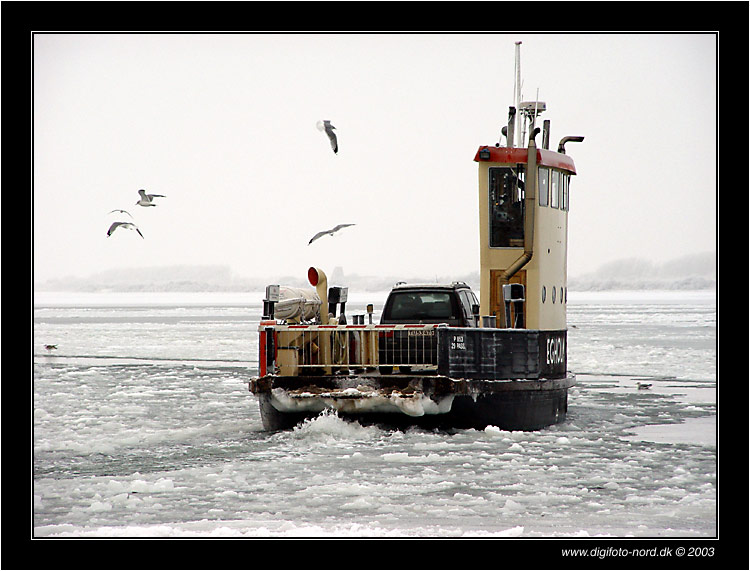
514, 41, 522, 147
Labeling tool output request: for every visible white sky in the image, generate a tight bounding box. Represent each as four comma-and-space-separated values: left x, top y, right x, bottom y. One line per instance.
33, 33, 716, 284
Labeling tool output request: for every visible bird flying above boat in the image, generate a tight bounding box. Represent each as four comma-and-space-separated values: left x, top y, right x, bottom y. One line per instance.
308, 223, 354, 245
136, 189, 166, 207
108, 209, 134, 219
316, 120, 338, 154
107, 221, 144, 239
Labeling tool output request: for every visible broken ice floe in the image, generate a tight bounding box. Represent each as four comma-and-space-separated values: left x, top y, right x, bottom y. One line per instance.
270, 386, 454, 417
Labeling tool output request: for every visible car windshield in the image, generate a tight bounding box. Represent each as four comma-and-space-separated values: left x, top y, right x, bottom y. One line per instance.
388, 291, 455, 320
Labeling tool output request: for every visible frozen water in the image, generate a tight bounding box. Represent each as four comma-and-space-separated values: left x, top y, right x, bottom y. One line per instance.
33, 289, 716, 537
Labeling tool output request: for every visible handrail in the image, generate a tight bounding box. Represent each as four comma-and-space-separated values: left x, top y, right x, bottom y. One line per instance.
260, 323, 443, 331
260, 323, 442, 375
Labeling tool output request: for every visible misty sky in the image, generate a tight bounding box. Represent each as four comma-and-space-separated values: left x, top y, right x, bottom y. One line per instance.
33, 33, 716, 284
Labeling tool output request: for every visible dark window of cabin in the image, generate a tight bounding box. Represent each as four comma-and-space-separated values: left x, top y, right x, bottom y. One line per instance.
489, 166, 525, 247
387, 291, 456, 320
550, 169, 560, 209
457, 290, 475, 318
538, 167, 549, 207
562, 173, 570, 211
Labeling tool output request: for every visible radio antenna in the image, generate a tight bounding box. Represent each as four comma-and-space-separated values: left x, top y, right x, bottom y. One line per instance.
514, 41, 522, 147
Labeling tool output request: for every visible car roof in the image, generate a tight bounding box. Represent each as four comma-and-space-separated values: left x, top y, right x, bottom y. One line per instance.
390, 282, 472, 291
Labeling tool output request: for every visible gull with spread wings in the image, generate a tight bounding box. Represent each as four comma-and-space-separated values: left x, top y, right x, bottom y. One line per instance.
308, 223, 355, 245
107, 221, 144, 239
108, 209, 134, 219
136, 189, 166, 207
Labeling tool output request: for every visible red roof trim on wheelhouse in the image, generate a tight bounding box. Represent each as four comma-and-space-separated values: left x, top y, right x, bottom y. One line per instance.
473, 146, 577, 174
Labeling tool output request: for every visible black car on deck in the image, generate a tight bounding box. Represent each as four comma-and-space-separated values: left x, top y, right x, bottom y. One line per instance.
378, 282, 480, 373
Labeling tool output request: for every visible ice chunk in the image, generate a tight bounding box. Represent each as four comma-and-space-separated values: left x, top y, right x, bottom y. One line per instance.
87, 501, 112, 512
270, 387, 453, 417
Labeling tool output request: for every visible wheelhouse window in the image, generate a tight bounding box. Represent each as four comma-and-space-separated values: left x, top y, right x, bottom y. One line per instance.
550, 169, 560, 209
562, 173, 570, 211
538, 167, 549, 207
489, 166, 525, 247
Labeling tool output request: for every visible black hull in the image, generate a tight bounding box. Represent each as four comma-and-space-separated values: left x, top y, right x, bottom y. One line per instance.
254, 375, 573, 432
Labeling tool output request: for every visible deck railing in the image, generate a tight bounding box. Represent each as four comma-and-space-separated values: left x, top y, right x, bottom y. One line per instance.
259, 323, 441, 376
259, 322, 567, 380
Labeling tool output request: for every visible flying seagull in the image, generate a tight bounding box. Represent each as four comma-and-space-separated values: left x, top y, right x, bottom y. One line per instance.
316, 120, 338, 154
44, 344, 58, 351
107, 221, 144, 239
136, 189, 166, 207
308, 223, 354, 245
108, 209, 134, 219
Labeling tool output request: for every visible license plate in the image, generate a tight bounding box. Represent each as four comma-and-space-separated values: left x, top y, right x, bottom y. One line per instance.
407, 329, 435, 337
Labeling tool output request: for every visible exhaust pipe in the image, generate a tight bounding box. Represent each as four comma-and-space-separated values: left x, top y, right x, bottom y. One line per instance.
507, 106, 516, 148
498, 127, 540, 326
308, 267, 329, 323
558, 135, 585, 154
308, 266, 333, 374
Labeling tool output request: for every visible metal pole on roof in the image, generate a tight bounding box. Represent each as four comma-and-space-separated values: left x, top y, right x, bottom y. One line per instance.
514, 41, 522, 148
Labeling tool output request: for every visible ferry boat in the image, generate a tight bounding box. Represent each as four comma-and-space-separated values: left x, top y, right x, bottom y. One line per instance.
249, 43, 583, 431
